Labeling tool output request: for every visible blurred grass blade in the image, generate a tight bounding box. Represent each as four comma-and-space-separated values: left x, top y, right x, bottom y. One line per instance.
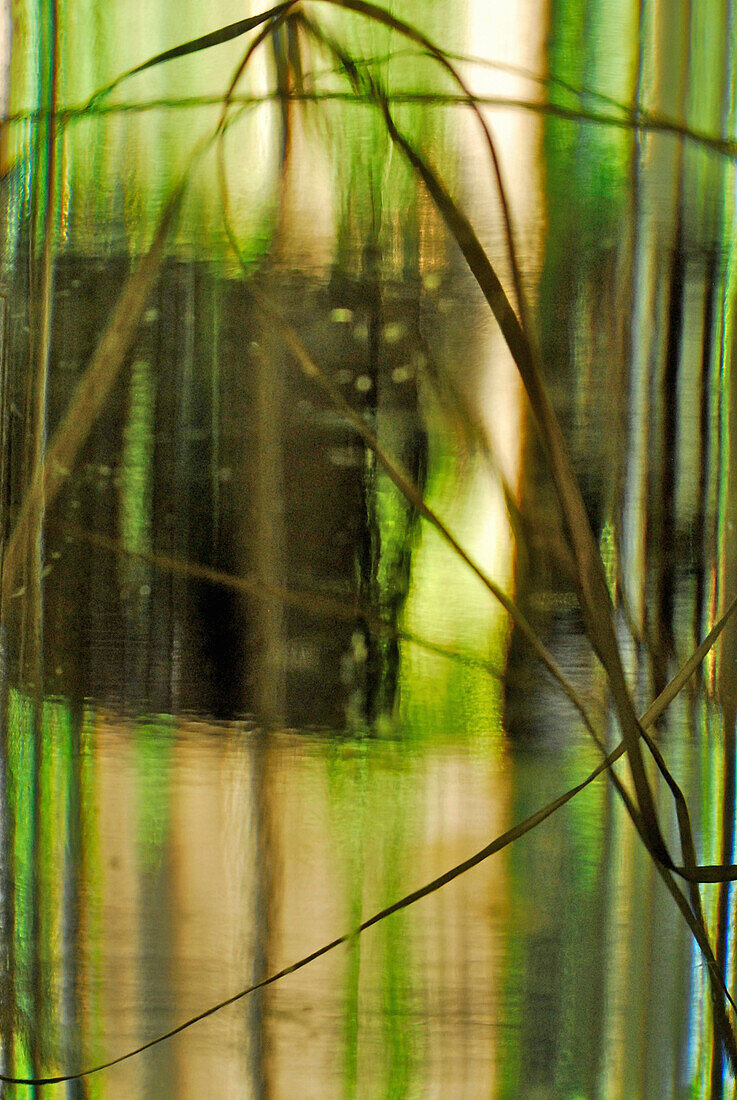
219, 5, 295, 123
86, 2, 295, 106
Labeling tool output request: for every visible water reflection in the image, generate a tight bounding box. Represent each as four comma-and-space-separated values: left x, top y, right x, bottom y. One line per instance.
1, 0, 737, 1095
0, 694, 710, 1097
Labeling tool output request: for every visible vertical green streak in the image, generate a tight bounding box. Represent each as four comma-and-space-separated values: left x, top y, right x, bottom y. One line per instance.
2, 695, 76, 1095
683, 0, 728, 245
17, 0, 58, 696
379, 785, 413, 1098
135, 718, 173, 865
6, 689, 35, 1098
36, 699, 70, 1064
325, 743, 367, 1098
342, 911, 361, 1100
120, 357, 155, 562
685, 698, 715, 1095
398, 437, 509, 747
699, 5, 737, 1089
326, 746, 421, 1094
544, 0, 635, 256
381, 915, 412, 1098
716, 13, 737, 634
79, 705, 105, 1100
620, 0, 653, 634
33, 0, 56, 241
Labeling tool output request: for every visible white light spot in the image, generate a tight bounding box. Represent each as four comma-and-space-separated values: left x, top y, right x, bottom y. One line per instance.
355, 375, 373, 394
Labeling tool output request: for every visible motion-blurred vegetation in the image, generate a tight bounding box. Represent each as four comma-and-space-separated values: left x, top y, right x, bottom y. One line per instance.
2, 1, 737, 1093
